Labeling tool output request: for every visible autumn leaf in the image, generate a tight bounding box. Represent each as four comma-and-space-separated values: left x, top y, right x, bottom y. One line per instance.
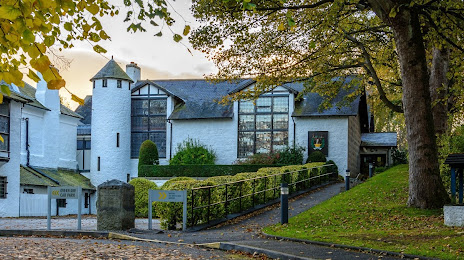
47, 79, 66, 90
71, 94, 85, 105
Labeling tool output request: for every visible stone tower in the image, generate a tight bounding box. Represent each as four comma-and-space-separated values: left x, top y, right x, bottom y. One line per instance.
90, 59, 133, 186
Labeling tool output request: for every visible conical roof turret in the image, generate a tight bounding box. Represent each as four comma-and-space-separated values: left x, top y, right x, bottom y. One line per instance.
90, 59, 133, 82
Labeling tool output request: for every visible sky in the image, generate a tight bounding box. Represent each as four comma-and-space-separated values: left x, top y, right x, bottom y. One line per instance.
33, 1, 216, 109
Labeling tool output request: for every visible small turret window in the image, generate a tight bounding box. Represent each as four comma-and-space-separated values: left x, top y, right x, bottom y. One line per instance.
97, 157, 101, 171
103, 79, 107, 88
117, 80, 122, 88
117, 133, 120, 147
93, 81, 95, 89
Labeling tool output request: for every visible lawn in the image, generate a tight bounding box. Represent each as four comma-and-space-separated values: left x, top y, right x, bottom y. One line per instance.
263, 165, 464, 259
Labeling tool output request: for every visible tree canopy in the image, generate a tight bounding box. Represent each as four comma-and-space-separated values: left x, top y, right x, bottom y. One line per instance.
189, 0, 464, 208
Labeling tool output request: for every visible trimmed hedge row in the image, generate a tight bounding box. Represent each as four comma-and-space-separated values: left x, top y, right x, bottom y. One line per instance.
155, 162, 337, 229
138, 164, 283, 178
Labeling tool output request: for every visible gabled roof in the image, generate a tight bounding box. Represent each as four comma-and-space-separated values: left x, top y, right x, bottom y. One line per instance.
90, 59, 133, 82
17, 82, 83, 119
227, 79, 300, 95
154, 79, 241, 120
75, 96, 92, 124
291, 77, 361, 117
361, 132, 397, 147
1, 81, 35, 104
20, 166, 96, 190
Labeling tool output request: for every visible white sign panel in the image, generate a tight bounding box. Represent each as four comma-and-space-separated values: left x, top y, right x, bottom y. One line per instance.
50, 186, 79, 199
151, 190, 185, 202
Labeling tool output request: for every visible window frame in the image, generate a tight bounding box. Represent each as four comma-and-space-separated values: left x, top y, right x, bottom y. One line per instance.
0, 100, 10, 157
237, 93, 289, 158
102, 79, 107, 88
117, 80, 122, 88
0, 176, 7, 199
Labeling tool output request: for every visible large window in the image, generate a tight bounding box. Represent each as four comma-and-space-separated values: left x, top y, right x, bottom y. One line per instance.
0, 100, 9, 156
131, 98, 167, 158
238, 95, 289, 157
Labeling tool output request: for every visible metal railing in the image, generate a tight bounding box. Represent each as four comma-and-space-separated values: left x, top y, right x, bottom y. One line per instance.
188, 164, 337, 228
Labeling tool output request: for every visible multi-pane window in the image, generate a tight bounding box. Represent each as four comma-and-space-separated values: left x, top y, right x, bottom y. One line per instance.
238, 95, 289, 157
0, 100, 9, 155
0, 176, 7, 199
131, 98, 167, 158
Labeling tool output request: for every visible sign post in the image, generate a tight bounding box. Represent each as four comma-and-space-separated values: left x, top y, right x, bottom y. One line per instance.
148, 189, 187, 231
47, 186, 82, 230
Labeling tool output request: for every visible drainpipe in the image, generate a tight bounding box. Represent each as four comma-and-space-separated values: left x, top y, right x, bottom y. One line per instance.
168, 119, 173, 160
25, 118, 30, 166
291, 116, 296, 148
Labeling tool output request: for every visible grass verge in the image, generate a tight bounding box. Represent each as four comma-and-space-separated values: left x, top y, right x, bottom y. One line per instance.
263, 165, 464, 259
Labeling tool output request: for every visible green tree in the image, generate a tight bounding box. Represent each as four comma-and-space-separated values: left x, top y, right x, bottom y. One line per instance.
138, 139, 159, 168
189, 0, 464, 208
170, 138, 216, 165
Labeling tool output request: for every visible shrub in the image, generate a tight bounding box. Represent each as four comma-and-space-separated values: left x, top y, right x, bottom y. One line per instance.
322, 160, 339, 176
138, 140, 159, 169
161, 177, 195, 189
129, 178, 158, 218
170, 138, 216, 165
392, 149, 408, 165
236, 152, 280, 165
306, 151, 326, 163
276, 146, 305, 165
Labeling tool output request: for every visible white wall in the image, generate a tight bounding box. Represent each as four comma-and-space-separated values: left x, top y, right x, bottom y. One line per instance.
294, 116, 349, 175
20, 106, 45, 166
0, 101, 22, 217
59, 115, 80, 169
91, 78, 132, 186
19, 192, 95, 216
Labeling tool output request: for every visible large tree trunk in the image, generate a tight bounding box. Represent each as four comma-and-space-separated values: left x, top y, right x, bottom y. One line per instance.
369, 2, 449, 208
429, 48, 449, 136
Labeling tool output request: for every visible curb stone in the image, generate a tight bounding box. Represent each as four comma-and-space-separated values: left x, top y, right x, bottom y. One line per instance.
0, 229, 108, 238
263, 233, 440, 260
217, 242, 316, 260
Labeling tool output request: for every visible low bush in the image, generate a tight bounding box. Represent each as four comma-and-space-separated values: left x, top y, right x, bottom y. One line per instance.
129, 178, 158, 218
306, 151, 326, 163
236, 152, 280, 165
276, 146, 305, 165
161, 177, 195, 189
138, 164, 281, 178
170, 138, 216, 165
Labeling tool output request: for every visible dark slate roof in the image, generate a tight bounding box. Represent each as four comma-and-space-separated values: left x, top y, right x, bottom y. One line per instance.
16, 82, 83, 119
291, 78, 360, 117
20, 166, 96, 190
77, 124, 91, 135
75, 96, 92, 124
1, 81, 35, 104
151, 79, 244, 120
360, 132, 397, 147
90, 59, 133, 82
444, 154, 464, 167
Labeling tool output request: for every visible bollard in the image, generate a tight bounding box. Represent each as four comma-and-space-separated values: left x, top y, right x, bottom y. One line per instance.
281, 183, 289, 224
345, 169, 351, 191
369, 163, 374, 178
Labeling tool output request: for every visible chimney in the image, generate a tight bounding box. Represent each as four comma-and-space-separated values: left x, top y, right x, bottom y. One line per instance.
126, 62, 141, 85
35, 71, 60, 112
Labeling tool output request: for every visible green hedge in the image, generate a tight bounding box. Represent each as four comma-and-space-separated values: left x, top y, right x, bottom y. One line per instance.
155, 162, 335, 229
139, 164, 283, 178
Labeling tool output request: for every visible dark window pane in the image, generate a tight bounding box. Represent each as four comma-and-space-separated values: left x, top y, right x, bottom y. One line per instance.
273, 131, 288, 151
256, 115, 271, 130
131, 117, 149, 131
85, 140, 91, 149
239, 115, 254, 131
102, 79, 107, 87
131, 100, 149, 116
0, 116, 8, 133
273, 96, 288, 113
256, 132, 271, 154
131, 133, 148, 158
149, 116, 166, 131
238, 132, 254, 158
150, 100, 167, 115
256, 97, 271, 113
0, 176, 6, 198
0, 135, 8, 151
149, 132, 167, 158
0, 102, 8, 116
117, 80, 122, 88
273, 114, 288, 130
77, 140, 84, 150
239, 100, 254, 113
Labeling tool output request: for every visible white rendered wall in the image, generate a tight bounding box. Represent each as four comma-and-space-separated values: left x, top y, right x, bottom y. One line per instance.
20, 106, 45, 166
294, 116, 349, 175
0, 101, 22, 217
91, 79, 131, 186
58, 115, 79, 169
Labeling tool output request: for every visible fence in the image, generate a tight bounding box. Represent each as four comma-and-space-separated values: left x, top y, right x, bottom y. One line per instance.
188, 164, 337, 228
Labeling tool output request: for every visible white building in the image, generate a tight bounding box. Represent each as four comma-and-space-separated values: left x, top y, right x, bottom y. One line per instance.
76, 60, 397, 186
0, 76, 95, 217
